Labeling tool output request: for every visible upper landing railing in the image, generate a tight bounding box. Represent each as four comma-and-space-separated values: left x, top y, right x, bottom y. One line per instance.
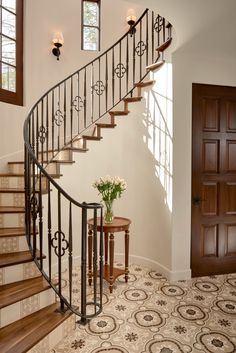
23, 9, 172, 323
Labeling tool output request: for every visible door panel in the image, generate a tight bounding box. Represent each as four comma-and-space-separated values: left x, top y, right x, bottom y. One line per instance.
192, 83, 236, 277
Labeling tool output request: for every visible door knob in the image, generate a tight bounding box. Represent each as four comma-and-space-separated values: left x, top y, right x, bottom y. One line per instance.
192, 196, 203, 205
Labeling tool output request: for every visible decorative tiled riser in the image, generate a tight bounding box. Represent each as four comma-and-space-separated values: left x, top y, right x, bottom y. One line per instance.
0, 288, 56, 328
38, 150, 72, 161
0, 261, 41, 285
0, 236, 29, 254
27, 314, 76, 353
0, 176, 24, 189
0, 193, 25, 207
8, 164, 24, 174
0, 213, 25, 227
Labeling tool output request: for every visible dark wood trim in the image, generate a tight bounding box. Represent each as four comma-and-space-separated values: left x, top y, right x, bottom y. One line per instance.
0, 0, 23, 106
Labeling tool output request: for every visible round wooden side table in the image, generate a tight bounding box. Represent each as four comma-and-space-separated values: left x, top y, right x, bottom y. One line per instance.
87, 216, 131, 293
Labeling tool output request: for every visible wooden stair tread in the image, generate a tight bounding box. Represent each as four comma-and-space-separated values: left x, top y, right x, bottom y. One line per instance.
0, 227, 38, 237
0, 303, 72, 353
65, 146, 88, 152
8, 161, 24, 165
146, 60, 165, 71
96, 123, 117, 128
0, 250, 45, 268
0, 276, 50, 309
51, 160, 75, 164
82, 135, 102, 141
0, 206, 25, 213
123, 96, 142, 102
156, 37, 172, 52
0, 188, 25, 193
109, 111, 130, 116
0, 173, 25, 177
135, 80, 156, 88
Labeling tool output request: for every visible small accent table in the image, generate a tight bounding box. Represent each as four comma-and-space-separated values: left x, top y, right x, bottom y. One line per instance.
87, 217, 131, 293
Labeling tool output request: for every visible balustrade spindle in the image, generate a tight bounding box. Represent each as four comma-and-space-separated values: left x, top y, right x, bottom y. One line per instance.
39, 171, 43, 270
23, 8, 172, 322
48, 181, 52, 282
64, 81, 67, 146
68, 202, 73, 306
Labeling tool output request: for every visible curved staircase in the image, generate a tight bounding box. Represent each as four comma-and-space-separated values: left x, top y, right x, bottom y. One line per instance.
0, 8, 172, 353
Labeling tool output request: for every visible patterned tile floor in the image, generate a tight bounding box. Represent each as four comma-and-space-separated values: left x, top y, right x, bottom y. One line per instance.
51, 264, 236, 353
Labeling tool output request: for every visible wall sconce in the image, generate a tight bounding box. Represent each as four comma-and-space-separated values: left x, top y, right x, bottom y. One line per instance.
126, 15, 136, 37
52, 32, 64, 61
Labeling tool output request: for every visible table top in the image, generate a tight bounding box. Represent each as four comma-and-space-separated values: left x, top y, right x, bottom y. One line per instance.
87, 217, 131, 232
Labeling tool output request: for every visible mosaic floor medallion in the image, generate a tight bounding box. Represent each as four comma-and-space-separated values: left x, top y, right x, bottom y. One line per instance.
143, 334, 191, 353
160, 285, 185, 298
128, 308, 168, 332
173, 304, 209, 325
215, 299, 236, 315
51, 264, 236, 353
226, 278, 236, 288
194, 281, 219, 293
87, 314, 121, 339
123, 288, 148, 302
91, 342, 129, 353
194, 328, 236, 353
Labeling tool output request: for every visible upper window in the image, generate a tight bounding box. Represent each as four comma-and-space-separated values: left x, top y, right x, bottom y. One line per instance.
82, 0, 100, 51
0, 0, 23, 105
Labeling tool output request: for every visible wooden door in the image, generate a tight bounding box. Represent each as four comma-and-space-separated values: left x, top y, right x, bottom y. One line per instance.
192, 83, 236, 277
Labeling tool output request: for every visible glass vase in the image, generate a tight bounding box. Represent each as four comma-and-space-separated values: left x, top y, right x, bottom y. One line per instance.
104, 200, 114, 224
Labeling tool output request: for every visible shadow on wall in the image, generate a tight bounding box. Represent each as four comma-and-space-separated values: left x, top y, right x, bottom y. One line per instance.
143, 64, 173, 212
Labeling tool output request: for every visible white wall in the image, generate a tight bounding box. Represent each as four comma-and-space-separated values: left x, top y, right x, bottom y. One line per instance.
127, 0, 236, 279
0, 0, 144, 170
57, 63, 173, 276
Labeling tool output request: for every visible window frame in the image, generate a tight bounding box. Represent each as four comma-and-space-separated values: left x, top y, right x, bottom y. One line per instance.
81, 0, 101, 51
0, 0, 23, 106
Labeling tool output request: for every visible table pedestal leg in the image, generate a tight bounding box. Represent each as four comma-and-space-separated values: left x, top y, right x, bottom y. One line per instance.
88, 230, 93, 285
125, 229, 129, 283
109, 233, 114, 293
104, 232, 108, 265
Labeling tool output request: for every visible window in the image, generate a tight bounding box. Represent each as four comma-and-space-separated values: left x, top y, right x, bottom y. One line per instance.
0, 0, 23, 105
82, 0, 100, 51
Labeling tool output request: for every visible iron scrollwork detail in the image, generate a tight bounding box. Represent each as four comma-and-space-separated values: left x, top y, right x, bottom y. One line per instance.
154, 15, 164, 33
72, 95, 84, 112
30, 194, 39, 220
114, 63, 127, 79
135, 41, 147, 57
92, 80, 105, 96
38, 126, 47, 144
51, 231, 69, 257
54, 109, 64, 126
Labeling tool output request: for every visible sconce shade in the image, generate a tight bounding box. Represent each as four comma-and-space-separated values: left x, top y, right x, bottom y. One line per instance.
52, 32, 64, 61
52, 32, 64, 46
126, 15, 136, 37
126, 15, 136, 26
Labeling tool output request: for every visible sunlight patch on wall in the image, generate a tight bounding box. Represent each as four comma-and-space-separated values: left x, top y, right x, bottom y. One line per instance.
143, 63, 173, 211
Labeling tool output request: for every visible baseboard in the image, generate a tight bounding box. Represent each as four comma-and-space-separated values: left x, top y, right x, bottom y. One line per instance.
47, 253, 191, 282
114, 253, 192, 281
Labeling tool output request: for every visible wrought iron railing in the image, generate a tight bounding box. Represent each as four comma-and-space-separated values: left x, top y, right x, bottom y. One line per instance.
23, 8, 172, 322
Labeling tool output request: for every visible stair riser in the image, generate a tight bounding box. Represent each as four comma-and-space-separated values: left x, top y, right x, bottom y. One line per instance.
0, 176, 49, 191
0, 213, 24, 228
72, 138, 86, 149
0, 176, 24, 189
38, 150, 72, 161
0, 262, 41, 285
0, 236, 29, 254
8, 162, 60, 175
0, 193, 25, 207
0, 288, 55, 328
27, 314, 76, 353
